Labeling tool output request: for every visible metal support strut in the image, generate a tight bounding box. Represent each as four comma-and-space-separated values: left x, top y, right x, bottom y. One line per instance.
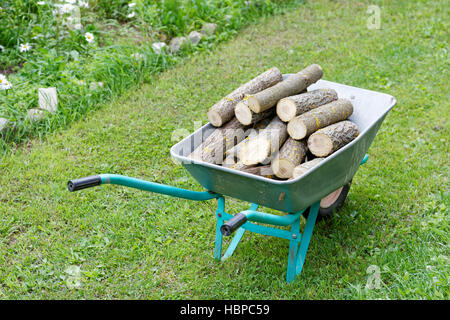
214, 197, 320, 283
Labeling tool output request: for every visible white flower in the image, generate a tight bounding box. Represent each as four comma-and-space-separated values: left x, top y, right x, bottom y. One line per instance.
127, 11, 135, 18
77, 80, 86, 86
60, 3, 75, 14
131, 53, 144, 60
19, 43, 32, 52
84, 32, 94, 43
73, 23, 83, 30
128, 3, 136, 7
78, 0, 89, 8
1, 79, 12, 90
89, 82, 104, 90
0, 74, 7, 87
37, 1, 46, 5
66, 0, 76, 4
0, 45, 4, 52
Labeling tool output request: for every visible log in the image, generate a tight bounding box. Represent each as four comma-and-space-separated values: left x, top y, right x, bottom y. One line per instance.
207, 67, 283, 127
276, 88, 338, 122
234, 101, 275, 126
239, 116, 288, 166
287, 99, 353, 140
241, 165, 274, 178
307, 121, 359, 157
246, 64, 323, 114
224, 117, 272, 161
189, 117, 248, 164
222, 160, 254, 171
292, 158, 325, 178
222, 153, 238, 167
271, 138, 308, 179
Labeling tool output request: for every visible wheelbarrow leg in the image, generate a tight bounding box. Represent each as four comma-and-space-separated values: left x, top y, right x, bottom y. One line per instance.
286, 218, 301, 283
221, 228, 246, 261
214, 197, 226, 260
296, 201, 320, 277
286, 201, 319, 283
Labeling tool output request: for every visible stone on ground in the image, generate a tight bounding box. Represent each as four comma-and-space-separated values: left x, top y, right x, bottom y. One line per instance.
152, 42, 167, 54
200, 23, 218, 36
27, 109, 45, 121
169, 37, 188, 53
188, 31, 202, 45
38, 87, 58, 113
0, 118, 9, 131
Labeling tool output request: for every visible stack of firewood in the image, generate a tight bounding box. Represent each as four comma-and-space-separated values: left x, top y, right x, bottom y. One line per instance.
189, 64, 359, 180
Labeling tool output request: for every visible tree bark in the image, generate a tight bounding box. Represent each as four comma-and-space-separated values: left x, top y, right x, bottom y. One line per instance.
241, 165, 274, 178
307, 121, 359, 157
189, 117, 248, 164
287, 99, 353, 140
239, 116, 288, 165
246, 64, 323, 113
222, 160, 255, 171
276, 88, 338, 122
292, 158, 325, 178
207, 67, 282, 127
234, 101, 275, 125
271, 138, 308, 178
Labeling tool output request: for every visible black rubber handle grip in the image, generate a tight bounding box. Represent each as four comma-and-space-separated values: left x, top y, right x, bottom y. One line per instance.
221, 213, 247, 236
67, 175, 101, 192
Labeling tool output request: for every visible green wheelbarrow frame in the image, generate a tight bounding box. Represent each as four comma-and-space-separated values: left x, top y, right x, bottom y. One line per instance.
68, 155, 367, 283
68, 78, 395, 283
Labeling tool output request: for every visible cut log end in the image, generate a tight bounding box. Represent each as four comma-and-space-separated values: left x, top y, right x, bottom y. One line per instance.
234, 102, 253, 125
271, 158, 296, 179
247, 95, 262, 113
307, 132, 333, 157
287, 118, 307, 140
207, 67, 283, 127
207, 109, 223, 127
276, 98, 297, 122
307, 120, 359, 157
240, 137, 271, 166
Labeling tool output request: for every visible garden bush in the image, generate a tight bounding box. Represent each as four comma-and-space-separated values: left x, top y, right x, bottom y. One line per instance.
0, 0, 300, 153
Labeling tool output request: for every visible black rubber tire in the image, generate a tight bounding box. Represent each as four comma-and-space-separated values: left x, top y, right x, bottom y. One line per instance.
302, 180, 352, 221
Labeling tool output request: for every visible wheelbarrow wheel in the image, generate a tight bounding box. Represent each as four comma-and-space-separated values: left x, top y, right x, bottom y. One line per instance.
302, 180, 352, 221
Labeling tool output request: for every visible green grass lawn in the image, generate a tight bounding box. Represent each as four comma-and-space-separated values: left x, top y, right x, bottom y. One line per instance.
0, 0, 448, 299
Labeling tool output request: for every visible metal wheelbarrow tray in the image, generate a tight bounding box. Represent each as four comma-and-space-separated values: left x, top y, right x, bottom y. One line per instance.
68, 78, 396, 283
171, 79, 396, 213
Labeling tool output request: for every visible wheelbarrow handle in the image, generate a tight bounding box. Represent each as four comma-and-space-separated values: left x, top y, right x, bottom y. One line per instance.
68, 174, 219, 201
68, 175, 101, 191
221, 209, 304, 236
221, 213, 247, 236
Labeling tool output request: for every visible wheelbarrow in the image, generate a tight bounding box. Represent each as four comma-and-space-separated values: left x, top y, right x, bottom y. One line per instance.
68, 77, 396, 283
